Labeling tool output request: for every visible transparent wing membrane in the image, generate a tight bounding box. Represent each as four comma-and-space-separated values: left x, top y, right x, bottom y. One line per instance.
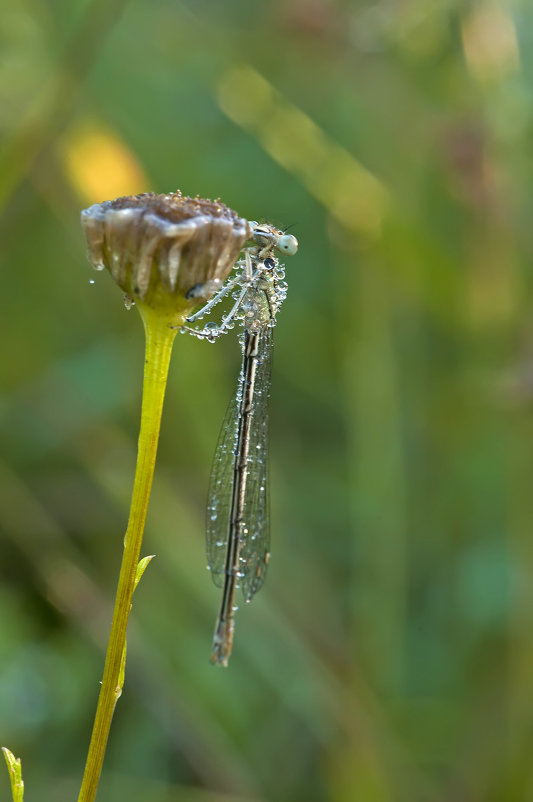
239, 325, 272, 601
206, 395, 239, 588
206, 319, 273, 602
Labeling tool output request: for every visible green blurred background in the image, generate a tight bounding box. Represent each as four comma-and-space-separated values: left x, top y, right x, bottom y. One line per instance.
1, 0, 532, 800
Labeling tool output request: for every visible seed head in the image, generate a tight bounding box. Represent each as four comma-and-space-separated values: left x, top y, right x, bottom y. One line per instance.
81, 192, 250, 308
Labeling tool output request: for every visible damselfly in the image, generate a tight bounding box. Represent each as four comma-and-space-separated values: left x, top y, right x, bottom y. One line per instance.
182, 222, 298, 665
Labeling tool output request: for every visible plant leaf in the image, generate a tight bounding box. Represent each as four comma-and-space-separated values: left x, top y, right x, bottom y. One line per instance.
134, 554, 155, 592
2, 748, 24, 802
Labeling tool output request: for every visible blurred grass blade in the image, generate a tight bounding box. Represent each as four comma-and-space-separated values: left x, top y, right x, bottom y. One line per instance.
2, 748, 24, 802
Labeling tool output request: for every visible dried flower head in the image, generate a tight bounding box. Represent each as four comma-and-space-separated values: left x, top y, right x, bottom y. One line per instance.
81, 192, 250, 308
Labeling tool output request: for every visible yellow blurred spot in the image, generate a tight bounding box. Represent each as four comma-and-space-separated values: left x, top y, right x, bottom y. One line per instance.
217, 65, 388, 238
461, 4, 520, 83
62, 125, 149, 204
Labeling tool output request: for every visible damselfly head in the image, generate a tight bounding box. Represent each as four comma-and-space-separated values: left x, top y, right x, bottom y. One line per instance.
249, 222, 299, 256
249, 223, 279, 249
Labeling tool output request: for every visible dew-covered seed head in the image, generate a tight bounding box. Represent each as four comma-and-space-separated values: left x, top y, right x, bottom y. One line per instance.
80, 192, 251, 309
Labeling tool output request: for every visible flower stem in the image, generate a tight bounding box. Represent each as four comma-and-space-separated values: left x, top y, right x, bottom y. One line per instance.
78, 303, 183, 802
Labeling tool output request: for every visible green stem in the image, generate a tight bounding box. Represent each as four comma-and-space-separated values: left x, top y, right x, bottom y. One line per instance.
78, 303, 181, 802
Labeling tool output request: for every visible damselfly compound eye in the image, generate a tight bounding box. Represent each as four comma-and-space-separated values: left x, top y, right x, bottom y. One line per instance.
277, 234, 298, 256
